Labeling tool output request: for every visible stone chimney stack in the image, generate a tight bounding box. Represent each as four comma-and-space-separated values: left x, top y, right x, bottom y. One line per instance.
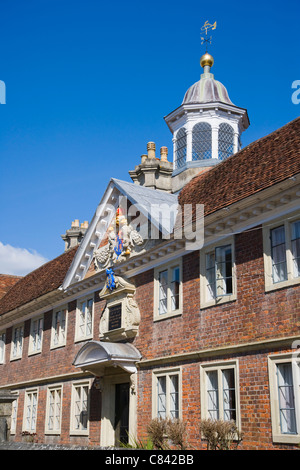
61, 220, 89, 251
129, 142, 173, 192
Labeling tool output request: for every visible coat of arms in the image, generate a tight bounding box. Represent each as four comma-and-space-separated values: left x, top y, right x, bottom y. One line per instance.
94, 208, 144, 272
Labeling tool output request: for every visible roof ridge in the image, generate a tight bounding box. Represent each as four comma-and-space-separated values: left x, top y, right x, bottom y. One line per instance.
183, 116, 300, 189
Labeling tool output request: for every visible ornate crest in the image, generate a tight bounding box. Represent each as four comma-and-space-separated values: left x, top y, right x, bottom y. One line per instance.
94, 208, 144, 271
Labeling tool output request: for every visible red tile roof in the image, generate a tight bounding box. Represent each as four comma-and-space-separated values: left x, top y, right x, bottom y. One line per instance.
0, 247, 78, 316
179, 117, 300, 215
0, 274, 23, 300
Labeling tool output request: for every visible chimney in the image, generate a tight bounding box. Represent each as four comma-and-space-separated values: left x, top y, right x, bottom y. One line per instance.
61, 220, 89, 251
160, 146, 168, 162
129, 142, 173, 192
147, 142, 156, 159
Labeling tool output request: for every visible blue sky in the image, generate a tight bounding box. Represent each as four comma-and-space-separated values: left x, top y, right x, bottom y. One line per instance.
0, 0, 299, 275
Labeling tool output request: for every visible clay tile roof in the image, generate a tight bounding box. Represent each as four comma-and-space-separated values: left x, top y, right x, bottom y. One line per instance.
0, 274, 23, 300
179, 116, 300, 215
0, 246, 78, 316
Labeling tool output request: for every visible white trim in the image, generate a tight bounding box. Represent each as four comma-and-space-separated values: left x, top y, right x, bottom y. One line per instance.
22, 387, 39, 433
152, 366, 182, 420
74, 295, 94, 343
0, 330, 6, 364
200, 236, 236, 309
10, 322, 24, 361
153, 258, 183, 321
45, 384, 63, 435
263, 213, 300, 292
70, 379, 91, 436
200, 359, 241, 431
28, 315, 44, 356
268, 352, 300, 444
50, 306, 68, 350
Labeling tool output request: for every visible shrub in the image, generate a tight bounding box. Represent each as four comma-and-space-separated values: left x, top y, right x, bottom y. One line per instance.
199, 419, 243, 450
147, 417, 188, 450
147, 417, 168, 449
167, 418, 187, 450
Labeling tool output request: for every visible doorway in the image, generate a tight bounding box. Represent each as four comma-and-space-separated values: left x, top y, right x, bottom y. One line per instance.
114, 382, 130, 446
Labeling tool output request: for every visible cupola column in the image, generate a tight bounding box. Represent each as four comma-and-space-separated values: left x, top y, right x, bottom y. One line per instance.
234, 131, 240, 153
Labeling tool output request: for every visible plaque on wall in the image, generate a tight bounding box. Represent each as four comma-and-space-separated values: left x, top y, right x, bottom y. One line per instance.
108, 304, 122, 331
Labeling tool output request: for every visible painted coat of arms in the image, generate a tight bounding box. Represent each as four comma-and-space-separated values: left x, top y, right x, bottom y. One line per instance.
94, 208, 144, 271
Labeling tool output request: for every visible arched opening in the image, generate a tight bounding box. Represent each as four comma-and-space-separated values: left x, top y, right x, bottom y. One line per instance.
218, 123, 234, 160
192, 122, 212, 160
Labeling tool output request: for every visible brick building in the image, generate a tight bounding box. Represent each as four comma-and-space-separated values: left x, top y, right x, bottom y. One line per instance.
0, 52, 299, 450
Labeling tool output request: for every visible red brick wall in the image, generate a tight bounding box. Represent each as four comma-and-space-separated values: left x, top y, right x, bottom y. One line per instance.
1, 225, 299, 449
133, 228, 299, 361
133, 227, 300, 450
2, 294, 102, 445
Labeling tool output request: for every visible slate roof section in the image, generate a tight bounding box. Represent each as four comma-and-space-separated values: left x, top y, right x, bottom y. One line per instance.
112, 178, 178, 236
178, 117, 300, 215
0, 246, 78, 316
0, 274, 23, 300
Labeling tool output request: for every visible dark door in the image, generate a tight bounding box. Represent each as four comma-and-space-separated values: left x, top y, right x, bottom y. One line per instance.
114, 383, 130, 446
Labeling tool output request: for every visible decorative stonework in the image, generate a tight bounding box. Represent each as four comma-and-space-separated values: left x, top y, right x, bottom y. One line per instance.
94, 209, 144, 271
99, 275, 140, 341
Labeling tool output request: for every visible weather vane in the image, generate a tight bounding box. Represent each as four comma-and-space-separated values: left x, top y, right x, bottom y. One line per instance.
201, 20, 217, 52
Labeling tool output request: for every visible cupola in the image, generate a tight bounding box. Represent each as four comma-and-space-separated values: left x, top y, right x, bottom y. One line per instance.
164, 52, 250, 192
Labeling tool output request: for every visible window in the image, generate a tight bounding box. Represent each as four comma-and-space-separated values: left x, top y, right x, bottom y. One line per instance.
192, 122, 212, 160
154, 260, 182, 320
29, 316, 43, 355
175, 128, 187, 169
200, 239, 236, 308
268, 354, 300, 444
218, 123, 234, 160
75, 296, 93, 341
10, 324, 24, 360
0, 331, 6, 364
71, 381, 90, 435
45, 386, 62, 434
291, 220, 300, 277
200, 361, 240, 426
11, 395, 18, 434
51, 307, 67, 349
263, 216, 300, 291
153, 369, 181, 419
23, 389, 38, 432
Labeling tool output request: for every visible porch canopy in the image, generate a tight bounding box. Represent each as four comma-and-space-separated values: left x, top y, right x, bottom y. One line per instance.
73, 340, 142, 376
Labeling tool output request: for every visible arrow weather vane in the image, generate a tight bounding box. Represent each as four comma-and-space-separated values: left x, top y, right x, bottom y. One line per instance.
201, 20, 217, 52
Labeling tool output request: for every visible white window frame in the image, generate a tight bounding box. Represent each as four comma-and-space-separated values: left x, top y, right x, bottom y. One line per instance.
0, 331, 6, 364
200, 237, 236, 308
263, 214, 300, 292
10, 394, 18, 435
70, 380, 91, 435
268, 352, 300, 444
45, 385, 63, 435
152, 367, 182, 419
10, 323, 24, 361
22, 388, 38, 433
51, 306, 68, 349
200, 360, 241, 430
75, 295, 94, 342
28, 315, 43, 355
154, 259, 183, 321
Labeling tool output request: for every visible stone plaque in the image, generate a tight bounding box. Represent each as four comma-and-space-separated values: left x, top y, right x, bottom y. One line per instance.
108, 304, 122, 331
